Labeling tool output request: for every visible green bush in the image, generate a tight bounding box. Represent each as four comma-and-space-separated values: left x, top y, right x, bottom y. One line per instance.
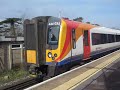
0, 69, 29, 85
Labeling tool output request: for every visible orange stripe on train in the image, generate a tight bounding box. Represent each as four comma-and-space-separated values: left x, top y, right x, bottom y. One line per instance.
55, 19, 80, 62
55, 19, 96, 62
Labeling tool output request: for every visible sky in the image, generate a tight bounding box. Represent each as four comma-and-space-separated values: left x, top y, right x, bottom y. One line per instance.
0, 0, 120, 28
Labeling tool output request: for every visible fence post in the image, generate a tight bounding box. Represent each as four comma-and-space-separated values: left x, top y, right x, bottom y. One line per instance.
8, 44, 12, 70
20, 44, 24, 69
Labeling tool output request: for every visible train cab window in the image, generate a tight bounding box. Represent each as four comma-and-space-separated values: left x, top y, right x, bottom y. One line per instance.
48, 25, 60, 45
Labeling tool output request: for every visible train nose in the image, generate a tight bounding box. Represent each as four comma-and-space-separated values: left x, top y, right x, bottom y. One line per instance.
48, 52, 57, 60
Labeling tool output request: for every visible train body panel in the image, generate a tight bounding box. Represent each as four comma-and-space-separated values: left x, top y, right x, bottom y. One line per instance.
90, 27, 120, 56
24, 16, 120, 77
52, 19, 95, 66
57, 36, 84, 66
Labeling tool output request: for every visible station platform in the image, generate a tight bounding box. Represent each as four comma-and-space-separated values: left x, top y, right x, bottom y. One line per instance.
25, 50, 120, 90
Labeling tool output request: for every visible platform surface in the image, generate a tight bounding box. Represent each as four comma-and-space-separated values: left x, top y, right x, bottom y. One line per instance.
25, 50, 120, 90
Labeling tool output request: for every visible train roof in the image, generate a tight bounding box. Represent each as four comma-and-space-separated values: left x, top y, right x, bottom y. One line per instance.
91, 26, 120, 35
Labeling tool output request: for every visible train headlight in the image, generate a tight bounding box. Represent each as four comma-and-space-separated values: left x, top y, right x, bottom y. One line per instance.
54, 53, 57, 57
52, 57, 55, 60
48, 52, 52, 58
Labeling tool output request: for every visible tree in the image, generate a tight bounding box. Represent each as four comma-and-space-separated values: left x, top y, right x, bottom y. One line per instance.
94, 24, 100, 26
0, 18, 22, 36
86, 22, 90, 24
73, 17, 83, 22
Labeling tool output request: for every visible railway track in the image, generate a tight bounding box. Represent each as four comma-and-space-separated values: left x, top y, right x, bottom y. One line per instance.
5, 79, 38, 90
24, 49, 120, 90
2, 48, 119, 90
1, 77, 39, 90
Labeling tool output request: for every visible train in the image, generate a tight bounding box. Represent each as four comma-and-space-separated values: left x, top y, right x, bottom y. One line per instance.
24, 16, 120, 77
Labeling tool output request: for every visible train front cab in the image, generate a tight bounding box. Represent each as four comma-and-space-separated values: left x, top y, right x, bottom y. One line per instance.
24, 16, 61, 77
24, 16, 95, 77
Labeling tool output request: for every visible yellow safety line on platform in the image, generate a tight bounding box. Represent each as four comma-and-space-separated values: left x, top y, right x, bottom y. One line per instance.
53, 53, 120, 90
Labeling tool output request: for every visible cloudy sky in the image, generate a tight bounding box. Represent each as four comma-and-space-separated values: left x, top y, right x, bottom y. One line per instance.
0, 0, 120, 28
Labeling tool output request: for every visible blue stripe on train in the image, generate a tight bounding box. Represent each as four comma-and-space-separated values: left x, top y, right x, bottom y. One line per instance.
46, 55, 83, 66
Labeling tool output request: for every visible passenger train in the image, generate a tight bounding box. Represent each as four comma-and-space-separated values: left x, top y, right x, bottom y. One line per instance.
24, 16, 120, 77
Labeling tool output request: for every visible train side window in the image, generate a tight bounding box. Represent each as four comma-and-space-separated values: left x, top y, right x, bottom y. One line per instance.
119, 35, 120, 41
112, 35, 115, 42
116, 35, 118, 42
114, 35, 116, 42
92, 33, 101, 45
92, 33, 117, 45
116, 35, 119, 42
72, 29, 76, 49
92, 33, 108, 45
108, 34, 111, 43
108, 34, 115, 43
116, 35, 120, 42
101, 34, 107, 44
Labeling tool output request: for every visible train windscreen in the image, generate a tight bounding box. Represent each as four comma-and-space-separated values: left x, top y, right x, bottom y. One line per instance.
47, 25, 60, 45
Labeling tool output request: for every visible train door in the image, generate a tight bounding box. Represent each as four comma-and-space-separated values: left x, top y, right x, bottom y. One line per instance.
24, 19, 47, 66
71, 29, 77, 58
83, 30, 91, 59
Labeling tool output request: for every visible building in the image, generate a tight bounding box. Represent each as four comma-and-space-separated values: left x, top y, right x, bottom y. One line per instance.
0, 36, 24, 72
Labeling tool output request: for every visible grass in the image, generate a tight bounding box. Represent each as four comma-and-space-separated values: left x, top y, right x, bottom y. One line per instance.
0, 69, 29, 85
